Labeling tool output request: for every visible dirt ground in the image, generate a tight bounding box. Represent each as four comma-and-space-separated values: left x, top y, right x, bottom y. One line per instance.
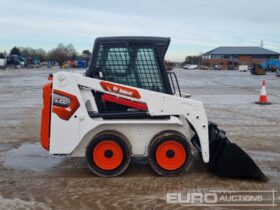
0, 68, 279, 209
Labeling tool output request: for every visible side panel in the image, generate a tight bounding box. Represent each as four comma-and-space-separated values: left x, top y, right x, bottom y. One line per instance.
49, 74, 83, 154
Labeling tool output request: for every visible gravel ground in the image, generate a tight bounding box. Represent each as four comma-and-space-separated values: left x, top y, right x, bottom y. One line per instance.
0, 68, 279, 209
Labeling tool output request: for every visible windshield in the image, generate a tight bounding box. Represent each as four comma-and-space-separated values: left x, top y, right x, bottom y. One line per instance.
95, 43, 166, 93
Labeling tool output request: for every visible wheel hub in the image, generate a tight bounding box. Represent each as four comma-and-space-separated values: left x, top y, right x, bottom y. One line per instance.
155, 140, 187, 170
93, 140, 123, 170
104, 149, 113, 158
166, 149, 175, 158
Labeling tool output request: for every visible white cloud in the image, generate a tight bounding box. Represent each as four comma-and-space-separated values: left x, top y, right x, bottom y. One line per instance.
0, 0, 279, 61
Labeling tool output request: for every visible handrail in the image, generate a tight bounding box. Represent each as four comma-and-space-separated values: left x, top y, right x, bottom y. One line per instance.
167, 71, 182, 97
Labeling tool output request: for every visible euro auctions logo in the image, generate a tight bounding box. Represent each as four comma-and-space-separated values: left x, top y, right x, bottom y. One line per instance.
166, 190, 278, 207
167, 192, 217, 204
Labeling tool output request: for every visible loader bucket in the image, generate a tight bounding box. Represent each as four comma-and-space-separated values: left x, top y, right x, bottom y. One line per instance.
192, 122, 267, 180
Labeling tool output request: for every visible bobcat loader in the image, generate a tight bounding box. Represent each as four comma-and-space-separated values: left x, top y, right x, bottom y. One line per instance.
41, 37, 266, 179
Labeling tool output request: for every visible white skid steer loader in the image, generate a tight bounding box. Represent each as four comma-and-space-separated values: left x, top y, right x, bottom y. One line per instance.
41, 37, 266, 179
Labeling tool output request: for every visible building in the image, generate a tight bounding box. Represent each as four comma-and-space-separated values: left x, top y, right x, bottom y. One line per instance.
202, 46, 280, 69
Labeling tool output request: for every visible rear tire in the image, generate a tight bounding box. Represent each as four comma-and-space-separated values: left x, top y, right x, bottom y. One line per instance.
148, 131, 192, 176
86, 132, 131, 177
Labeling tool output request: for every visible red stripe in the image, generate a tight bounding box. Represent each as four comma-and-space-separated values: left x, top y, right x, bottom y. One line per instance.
41, 82, 52, 151
102, 94, 148, 111
52, 89, 80, 120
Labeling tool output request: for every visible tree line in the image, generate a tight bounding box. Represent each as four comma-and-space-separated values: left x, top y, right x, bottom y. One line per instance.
183, 55, 202, 65
1, 45, 203, 65
0, 44, 91, 64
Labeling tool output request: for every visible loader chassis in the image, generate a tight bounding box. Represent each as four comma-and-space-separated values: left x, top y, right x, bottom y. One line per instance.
41, 71, 209, 176
41, 37, 266, 179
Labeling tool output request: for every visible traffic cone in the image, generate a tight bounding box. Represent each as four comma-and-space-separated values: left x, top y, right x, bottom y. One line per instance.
255, 80, 271, 105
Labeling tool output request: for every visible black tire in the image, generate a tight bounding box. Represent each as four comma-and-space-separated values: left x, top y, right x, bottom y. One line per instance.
148, 131, 192, 176
86, 132, 131, 177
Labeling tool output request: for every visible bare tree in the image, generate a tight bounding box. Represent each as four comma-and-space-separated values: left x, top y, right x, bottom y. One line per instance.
184, 55, 202, 65
66, 44, 78, 60
47, 43, 78, 66
19, 47, 47, 61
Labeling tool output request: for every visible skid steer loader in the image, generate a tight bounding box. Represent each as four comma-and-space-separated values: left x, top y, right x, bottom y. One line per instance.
41, 37, 266, 179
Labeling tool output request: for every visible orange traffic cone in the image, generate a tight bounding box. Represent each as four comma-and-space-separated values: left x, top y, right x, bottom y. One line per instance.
255, 80, 271, 105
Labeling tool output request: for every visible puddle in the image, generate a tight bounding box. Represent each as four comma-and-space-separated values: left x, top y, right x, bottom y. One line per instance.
0, 143, 65, 172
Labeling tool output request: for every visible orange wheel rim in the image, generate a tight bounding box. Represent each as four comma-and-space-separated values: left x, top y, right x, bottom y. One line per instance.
93, 140, 123, 170
155, 140, 186, 170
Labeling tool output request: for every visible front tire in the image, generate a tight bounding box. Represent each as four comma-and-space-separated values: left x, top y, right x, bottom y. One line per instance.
148, 131, 192, 176
86, 132, 131, 177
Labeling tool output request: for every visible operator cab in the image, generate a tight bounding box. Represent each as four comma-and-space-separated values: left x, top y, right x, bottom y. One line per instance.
86, 37, 180, 96
86, 37, 181, 118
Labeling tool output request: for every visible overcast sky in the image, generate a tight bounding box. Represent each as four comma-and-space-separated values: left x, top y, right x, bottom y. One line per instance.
0, 0, 280, 61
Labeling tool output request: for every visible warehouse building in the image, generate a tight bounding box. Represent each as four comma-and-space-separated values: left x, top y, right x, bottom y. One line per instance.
202, 46, 280, 69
